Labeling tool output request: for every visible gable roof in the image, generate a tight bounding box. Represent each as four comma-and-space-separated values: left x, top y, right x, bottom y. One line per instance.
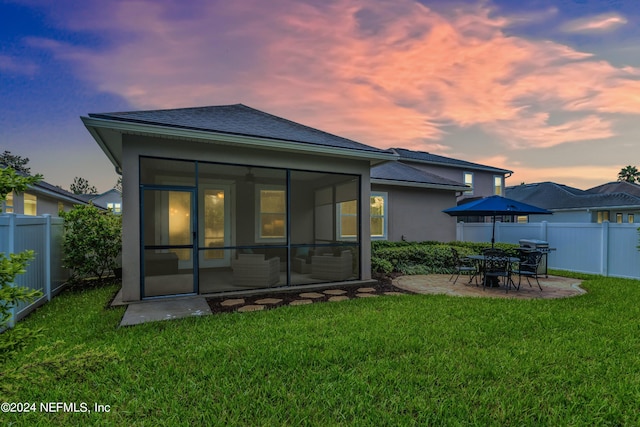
371, 161, 469, 191
506, 181, 640, 210
389, 148, 512, 175
587, 181, 640, 198
84, 104, 396, 168
1, 165, 90, 206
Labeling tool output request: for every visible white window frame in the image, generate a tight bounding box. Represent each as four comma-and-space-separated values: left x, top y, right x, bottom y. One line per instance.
255, 184, 286, 242
463, 172, 474, 195
107, 202, 122, 213
493, 175, 503, 196
336, 200, 358, 241
370, 192, 388, 240
24, 192, 37, 216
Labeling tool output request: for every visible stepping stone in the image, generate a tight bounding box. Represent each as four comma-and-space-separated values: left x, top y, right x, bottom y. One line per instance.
357, 287, 376, 293
237, 305, 265, 312
328, 296, 350, 302
220, 298, 245, 307
324, 289, 347, 296
383, 292, 405, 296
299, 292, 324, 299
356, 293, 377, 298
289, 299, 313, 306
255, 298, 283, 305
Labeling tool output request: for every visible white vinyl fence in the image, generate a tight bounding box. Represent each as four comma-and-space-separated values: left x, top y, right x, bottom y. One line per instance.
0, 213, 69, 328
457, 221, 640, 279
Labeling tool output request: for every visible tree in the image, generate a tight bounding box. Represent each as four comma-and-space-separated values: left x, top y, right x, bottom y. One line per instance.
114, 176, 122, 192
60, 205, 121, 279
618, 165, 640, 183
70, 176, 98, 195
0, 151, 31, 174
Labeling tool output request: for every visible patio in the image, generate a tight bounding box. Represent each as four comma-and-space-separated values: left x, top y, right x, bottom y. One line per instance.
394, 274, 585, 299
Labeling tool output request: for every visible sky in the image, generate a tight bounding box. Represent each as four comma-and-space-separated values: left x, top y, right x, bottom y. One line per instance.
2, 0, 640, 193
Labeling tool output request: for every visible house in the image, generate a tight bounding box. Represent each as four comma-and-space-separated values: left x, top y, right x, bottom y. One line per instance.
1, 168, 90, 215
78, 188, 123, 214
505, 182, 640, 223
370, 160, 468, 242
82, 104, 397, 301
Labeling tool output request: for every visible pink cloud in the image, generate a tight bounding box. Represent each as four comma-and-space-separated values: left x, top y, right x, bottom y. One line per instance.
31, 0, 640, 152
0, 54, 38, 75
561, 13, 628, 33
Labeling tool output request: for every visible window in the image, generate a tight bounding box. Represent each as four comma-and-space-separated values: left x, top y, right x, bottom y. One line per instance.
338, 200, 358, 240
4, 191, 14, 213
370, 192, 387, 239
616, 213, 623, 224
516, 215, 528, 224
597, 211, 610, 223
108, 202, 122, 213
463, 172, 474, 195
494, 176, 503, 196
24, 193, 37, 216
256, 185, 286, 240
58, 202, 64, 214
629, 214, 635, 224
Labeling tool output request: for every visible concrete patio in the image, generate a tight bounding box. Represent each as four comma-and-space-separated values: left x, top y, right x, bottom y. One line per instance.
116, 274, 586, 326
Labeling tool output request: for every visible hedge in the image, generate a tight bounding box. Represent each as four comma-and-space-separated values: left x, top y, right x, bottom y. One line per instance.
371, 241, 520, 275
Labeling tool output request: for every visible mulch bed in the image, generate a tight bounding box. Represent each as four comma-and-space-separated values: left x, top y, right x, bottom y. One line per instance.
206, 273, 412, 314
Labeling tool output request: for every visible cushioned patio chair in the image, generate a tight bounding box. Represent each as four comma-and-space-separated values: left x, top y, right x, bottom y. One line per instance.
232, 254, 280, 287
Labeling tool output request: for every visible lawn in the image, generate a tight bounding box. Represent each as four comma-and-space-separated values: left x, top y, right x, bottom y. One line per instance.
2, 274, 640, 426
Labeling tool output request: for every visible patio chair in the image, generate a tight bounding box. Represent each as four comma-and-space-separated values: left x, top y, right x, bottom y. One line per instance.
232, 254, 280, 287
482, 249, 514, 292
513, 250, 544, 291
449, 247, 478, 285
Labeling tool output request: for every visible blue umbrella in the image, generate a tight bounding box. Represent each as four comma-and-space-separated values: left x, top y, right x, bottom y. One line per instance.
443, 195, 552, 247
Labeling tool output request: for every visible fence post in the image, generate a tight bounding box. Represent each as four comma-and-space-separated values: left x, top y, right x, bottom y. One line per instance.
541, 221, 548, 242
7, 213, 16, 328
457, 221, 464, 242
602, 221, 609, 277
44, 214, 52, 301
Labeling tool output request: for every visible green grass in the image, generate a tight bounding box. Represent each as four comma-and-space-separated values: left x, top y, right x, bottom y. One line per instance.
2, 275, 640, 426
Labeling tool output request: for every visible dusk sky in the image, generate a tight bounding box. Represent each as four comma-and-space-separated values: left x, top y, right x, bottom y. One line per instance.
2, 0, 640, 192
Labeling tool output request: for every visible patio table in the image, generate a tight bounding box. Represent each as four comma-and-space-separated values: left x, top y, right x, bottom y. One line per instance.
467, 255, 520, 288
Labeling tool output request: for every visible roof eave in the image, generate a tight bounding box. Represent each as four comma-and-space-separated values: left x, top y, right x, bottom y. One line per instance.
400, 157, 512, 175
371, 178, 468, 191
82, 116, 398, 165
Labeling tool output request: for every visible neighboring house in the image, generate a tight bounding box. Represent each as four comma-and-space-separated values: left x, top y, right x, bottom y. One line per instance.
505, 181, 640, 223
1, 168, 90, 215
82, 104, 397, 301
78, 189, 123, 213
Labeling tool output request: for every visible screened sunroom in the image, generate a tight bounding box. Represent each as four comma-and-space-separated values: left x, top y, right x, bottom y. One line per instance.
82, 104, 395, 301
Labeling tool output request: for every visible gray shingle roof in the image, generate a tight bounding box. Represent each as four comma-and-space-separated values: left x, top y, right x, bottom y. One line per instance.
89, 104, 388, 154
389, 148, 512, 174
371, 161, 467, 189
506, 182, 640, 210
587, 181, 640, 197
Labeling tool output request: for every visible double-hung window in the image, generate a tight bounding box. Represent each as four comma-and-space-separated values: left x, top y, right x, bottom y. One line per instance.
370, 192, 387, 240
256, 185, 286, 241
463, 172, 474, 195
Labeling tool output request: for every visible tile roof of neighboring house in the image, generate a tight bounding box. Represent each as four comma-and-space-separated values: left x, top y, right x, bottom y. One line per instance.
371, 161, 468, 190
89, 104, 389, 155
389, 148, 513, 174
506, 182, 640, 210
587, 181, 640, 197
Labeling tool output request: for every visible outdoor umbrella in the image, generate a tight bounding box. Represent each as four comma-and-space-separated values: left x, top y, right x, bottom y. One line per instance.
443, 195, 552, 248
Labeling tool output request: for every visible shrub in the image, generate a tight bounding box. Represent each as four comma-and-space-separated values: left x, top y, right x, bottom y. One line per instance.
60, 205, 122, 279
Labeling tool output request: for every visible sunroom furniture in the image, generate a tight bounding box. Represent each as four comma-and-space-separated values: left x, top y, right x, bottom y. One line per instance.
232, 254, 280, 287
311, 250, 353, 281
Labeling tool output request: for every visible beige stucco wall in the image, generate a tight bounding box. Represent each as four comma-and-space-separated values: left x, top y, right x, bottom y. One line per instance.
121, 134, 373, 301
372, 183, 458, 242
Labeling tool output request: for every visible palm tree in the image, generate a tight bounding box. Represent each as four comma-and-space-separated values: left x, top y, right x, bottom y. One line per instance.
618, 165, 640, 183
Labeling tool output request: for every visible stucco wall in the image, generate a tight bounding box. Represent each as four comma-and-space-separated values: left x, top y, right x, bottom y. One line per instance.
405, 162, 504, 200
120, 134, 373, 301
372, 183, 458, 242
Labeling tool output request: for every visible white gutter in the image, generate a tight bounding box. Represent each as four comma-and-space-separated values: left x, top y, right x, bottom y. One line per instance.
81, 116, 398, 164
371, 178, 469, 191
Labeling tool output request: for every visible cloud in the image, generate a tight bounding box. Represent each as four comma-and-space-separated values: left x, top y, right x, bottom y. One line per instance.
28, 0, 640, 152
561, 13, 628, 33
0, 54, 38, 75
